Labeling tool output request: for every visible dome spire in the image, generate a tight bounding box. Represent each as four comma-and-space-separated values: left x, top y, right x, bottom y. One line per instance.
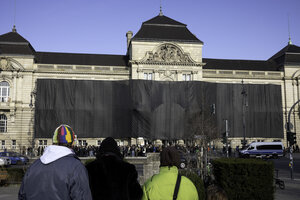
12, 25, 17, 32
159, 0, 163, 16
12, 0, 17, 32
288, 14, 292, 45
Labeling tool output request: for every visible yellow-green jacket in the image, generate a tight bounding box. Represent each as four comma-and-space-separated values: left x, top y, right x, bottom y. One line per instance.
142, 166, 199, 200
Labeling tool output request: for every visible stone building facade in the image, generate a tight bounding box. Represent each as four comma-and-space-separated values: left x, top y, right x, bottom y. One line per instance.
0, 14, 299, 151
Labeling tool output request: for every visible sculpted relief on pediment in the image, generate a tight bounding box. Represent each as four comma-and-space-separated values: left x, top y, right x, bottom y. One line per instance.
141, 43, 195, 64
0, 57, 24, 72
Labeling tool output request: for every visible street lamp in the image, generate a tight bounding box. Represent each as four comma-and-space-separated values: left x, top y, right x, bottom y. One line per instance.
241, 80, 248, 148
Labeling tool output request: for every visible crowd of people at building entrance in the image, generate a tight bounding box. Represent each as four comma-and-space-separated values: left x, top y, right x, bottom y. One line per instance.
32, 140, 206, 158
18, 124, 200, 200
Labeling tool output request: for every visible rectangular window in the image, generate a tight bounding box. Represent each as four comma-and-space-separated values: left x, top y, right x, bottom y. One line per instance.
97, 140, 101, 146
182, 74, 191, 81
83, 140, 87, 146
0, 115, 7, 133
0, 125, 4, 132
44, 140, 47, 146
144, 73, 152, 80
78, 140, 82, 146
186, 74, 191, 81
1, 140, 5, 149
12, 140, 16, 149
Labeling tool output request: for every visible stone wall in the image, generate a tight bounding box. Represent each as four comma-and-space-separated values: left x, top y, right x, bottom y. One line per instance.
125, 153, 160, 185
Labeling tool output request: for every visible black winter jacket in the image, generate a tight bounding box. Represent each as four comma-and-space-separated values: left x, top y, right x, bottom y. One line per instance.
86, 152, 143, 200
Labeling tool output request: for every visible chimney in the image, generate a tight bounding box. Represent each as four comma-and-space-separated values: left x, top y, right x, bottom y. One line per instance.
126, 31, 133, 48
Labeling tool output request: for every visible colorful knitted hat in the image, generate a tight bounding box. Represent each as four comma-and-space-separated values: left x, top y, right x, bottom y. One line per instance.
52, 124, 75, 144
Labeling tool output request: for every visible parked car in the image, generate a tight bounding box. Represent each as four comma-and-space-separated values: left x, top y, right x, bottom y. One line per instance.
0, 157, 11, 166
0, 158, 5, 166
0, 152, 29, 165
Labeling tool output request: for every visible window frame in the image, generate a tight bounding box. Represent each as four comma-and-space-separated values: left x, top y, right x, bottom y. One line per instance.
144, 72, 153, 80
11, 139, 16, 149
0, 114, 7, 133
0, 81, 10, 102
1, 140, 5, 149
182, 73, 191, 81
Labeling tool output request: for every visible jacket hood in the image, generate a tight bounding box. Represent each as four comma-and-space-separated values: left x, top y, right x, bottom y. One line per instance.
40, 145, 74, 164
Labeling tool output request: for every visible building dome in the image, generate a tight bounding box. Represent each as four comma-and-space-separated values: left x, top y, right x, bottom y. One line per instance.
0, 31, 35, 55
132, 15, 203, 44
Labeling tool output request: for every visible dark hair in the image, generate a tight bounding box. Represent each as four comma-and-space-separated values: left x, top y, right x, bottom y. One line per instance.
160, 146, 180, 168
97, 137, 122, 159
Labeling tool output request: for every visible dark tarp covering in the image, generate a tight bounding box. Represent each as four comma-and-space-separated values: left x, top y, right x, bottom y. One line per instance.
34, 79, 283, 139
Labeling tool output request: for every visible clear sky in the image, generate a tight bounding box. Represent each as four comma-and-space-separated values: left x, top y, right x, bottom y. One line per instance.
1, 0, 300, 60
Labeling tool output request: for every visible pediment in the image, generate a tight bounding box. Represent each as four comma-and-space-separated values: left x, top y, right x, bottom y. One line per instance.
0, 57, 25, 72
140, 43, 196, 65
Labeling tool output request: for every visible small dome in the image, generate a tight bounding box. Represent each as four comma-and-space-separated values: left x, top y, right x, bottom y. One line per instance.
0, 31, 35, 55
132, 15, 203, 44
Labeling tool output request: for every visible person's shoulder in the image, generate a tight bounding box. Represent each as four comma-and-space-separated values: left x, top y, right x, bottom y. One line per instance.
85, 158, 101, 169
143, 175, 154, 188
180, 175, 198, 197
121, 159, 139, 172
59, 154, 83, 166
181, 175, 197, 188
25, 158, 42, 172
143, 173, 161, 188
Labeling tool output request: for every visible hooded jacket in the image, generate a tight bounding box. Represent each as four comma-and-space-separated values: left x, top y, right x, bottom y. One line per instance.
142, 166, 199, 200
18, 145, 92, 200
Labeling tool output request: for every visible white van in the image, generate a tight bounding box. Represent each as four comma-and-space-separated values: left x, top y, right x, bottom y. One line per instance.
239, 142, 284, 158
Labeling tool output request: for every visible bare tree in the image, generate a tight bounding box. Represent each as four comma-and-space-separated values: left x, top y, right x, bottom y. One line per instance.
187, 105, 219, 178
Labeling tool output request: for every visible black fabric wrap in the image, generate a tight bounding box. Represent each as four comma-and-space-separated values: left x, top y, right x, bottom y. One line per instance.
34, 79, 283, 139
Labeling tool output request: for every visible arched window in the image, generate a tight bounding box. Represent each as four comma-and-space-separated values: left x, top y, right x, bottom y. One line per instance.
0, 81, 10, 102
0, 114, 7, 132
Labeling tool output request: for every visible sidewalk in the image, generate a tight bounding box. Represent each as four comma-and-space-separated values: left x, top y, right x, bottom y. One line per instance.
0, 184, 19, 200
275, 178, 300, 200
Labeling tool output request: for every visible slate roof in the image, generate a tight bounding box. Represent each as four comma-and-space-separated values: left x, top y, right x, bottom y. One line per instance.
0, 31, 29, 43
0, 31, 35, 55
132, 15, 203, 44
203, 58, 281, 71
268, 44, 300, 65
35, 52, 128, 66
0, 44, 35, 55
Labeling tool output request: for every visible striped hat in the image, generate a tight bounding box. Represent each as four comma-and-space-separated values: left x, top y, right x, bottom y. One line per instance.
53, 124, 75, 144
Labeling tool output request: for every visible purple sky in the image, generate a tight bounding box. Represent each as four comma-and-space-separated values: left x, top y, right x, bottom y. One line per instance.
1, 0, 300, 60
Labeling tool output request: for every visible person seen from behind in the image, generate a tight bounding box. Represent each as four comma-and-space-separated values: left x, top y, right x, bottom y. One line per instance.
142, 146, 199, 200
86, 137, 143, 200
18, 124, 92, 200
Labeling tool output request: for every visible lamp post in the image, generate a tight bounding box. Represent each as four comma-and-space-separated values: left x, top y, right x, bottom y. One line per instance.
241, 80, 247, 148
287, 99, 300, 180
29, 90, 36, 154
